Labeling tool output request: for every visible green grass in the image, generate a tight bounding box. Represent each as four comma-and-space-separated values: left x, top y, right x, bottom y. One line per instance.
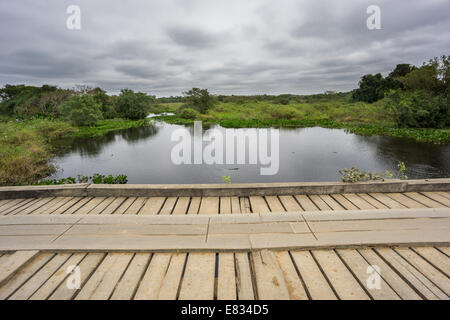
156, 99, 450, 144
0, 117, 153, 185
74, 118, 151, 138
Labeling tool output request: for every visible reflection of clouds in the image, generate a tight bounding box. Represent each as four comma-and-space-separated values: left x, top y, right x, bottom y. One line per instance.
51, 122, 450, 183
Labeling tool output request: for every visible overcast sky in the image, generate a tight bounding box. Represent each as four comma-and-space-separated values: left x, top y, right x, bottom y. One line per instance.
0, 0, 449, 96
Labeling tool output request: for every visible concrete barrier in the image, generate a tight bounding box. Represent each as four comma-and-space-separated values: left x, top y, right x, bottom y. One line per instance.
0, 179, 449, 199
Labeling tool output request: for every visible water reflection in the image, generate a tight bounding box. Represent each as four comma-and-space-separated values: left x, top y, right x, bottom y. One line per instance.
50, 121, 450, 183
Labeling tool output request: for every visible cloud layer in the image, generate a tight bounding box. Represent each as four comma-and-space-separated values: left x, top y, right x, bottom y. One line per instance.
1, 0, 449, 96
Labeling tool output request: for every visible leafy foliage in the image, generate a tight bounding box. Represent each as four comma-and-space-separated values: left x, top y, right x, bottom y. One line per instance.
183, 88, 216, 114
178, 107, 199, 119
58, 95, 103, 126
115, 89, 154, 120
33, 173, 128, 185
339, 162, 408, 183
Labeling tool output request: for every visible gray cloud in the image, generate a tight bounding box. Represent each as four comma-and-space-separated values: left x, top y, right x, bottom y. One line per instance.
0, 0, 449, 96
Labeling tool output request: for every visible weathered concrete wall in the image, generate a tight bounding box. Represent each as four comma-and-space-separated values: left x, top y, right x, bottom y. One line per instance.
0, 179, 449, 199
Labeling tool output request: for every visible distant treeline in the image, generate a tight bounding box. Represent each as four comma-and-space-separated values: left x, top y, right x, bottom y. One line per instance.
157, 92, 348, 105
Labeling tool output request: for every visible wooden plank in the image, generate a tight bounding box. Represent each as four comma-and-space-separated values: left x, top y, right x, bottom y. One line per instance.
294, 195, 319, 211
279, 196, 303, 212
375, 248, 441, 300
357, 193, 388, 209
239, 197, 251, 214
87, 197, 116, 215
199, 197, 219, 215
413, 247, 450, 277
30, 253, 86, 300
50, 197, 83, 215
5, 199, 41, 216
49, 253, 105, 300
312, 249, 370, 300
32, 197, 67, 215
217, 253, 236, 300
0, 253, 54, 300
358, 248, 422, 300
172, 197, 190, 215
330, 194, 358, 210
9, 253, 71, 300
139, 197, 165, 215
336, 249, 399, 300
290, 250, 336, 300
0, 199, 17, 211
134, 253, 171, 300
231, 197, 241, 214
159, 197, 178, 215
274, 251, 308, 300
404, 192, 446, 208
308, 195, 331, 211
63, 197, 93, 215
265, 196, 284, 212
14, 198, 55, 215
187, 197, 201, 215
368, 193, 406, 209
0, 250, 39, 286
420, 192, 450, 207
114, 197, 137, 215
124, 197, 147, 215
386, 193, 426, 208
437, 247, 450, 257
319, 195, 344, 210
179, 253, 216, 300
342, 194, 375, 210
235, 252, 255, 300
75, 197, 106, 215
156, 253, 187, 300
75, 253, 134, 300
110, 253, 150, 300
394, 248, 450, 296
99, 197, 126, 215
437, 192, 450, 200
219, 197, 232, 215
0, 199, 33, 215
249, 196, 270, 213
45, 197, 75, 214
252, 250, 289, 300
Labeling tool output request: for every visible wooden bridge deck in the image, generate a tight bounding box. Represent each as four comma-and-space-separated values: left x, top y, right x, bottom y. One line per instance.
0, 246, 449, 300
1, 191, 449, 216
0, 181, 449, 300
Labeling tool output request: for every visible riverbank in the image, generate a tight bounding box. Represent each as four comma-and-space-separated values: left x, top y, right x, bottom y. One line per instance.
0, 117, 149, 185
155, 99, 450, 144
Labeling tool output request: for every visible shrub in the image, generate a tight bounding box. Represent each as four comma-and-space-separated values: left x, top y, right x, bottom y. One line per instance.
115, 89, 154, 120
183, 88, 216, 114
178, 108, 198, 119
59, 95, 103, 126
339, 162, 407, 183
387, 90, 449, 128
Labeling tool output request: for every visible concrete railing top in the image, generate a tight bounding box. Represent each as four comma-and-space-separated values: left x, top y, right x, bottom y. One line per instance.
0, 179, 449, 199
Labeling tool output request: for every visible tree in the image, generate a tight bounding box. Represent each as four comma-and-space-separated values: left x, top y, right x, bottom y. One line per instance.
183, 88, 216, 114
401, 56, 449, 95
388, 64, 415, 79
58, 95, 103, 126
115, 89, 154, 120
352, 73, 385, 103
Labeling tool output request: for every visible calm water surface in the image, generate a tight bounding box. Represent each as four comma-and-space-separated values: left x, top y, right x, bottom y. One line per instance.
50, 120, 450, 183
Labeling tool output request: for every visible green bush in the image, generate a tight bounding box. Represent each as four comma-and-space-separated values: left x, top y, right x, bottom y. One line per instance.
387, 90, 449, 128
183, 88, 216, 114
58, 95, 103, 126
178, 107, 198, 119
115, 89, 154, 120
